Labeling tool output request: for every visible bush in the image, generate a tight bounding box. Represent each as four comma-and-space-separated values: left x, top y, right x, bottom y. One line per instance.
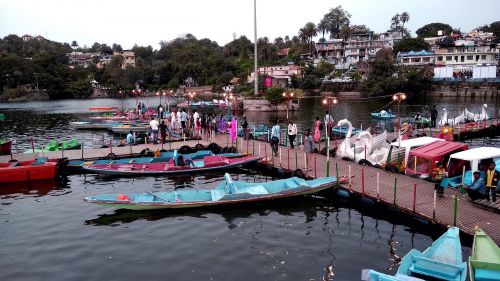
265, 87, 285, 104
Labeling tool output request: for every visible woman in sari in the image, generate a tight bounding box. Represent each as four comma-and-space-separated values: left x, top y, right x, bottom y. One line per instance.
229, 117, 238, 145
313, 116, 321, 142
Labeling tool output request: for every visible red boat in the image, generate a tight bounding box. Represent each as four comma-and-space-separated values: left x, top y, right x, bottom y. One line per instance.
0, 139, 12, 155
0, 159, 59, 183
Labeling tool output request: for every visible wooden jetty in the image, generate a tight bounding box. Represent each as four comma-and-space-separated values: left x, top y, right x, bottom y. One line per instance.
1, 132, 500, 244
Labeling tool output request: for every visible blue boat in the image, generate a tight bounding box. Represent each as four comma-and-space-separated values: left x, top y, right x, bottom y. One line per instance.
371, 112, 397, 119
66, 150, 242, 173
238, 124, 270, 138
364, 227, 467, 281
332, 126, 361, 137
84, 174, 338, 210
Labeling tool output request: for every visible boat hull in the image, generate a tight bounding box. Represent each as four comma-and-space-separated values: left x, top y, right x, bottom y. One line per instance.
0, 139, 12, 155
371, 113, 397, 119
0, 161, 58, 183
469, 228, 500, 281
84, 176, 336, 210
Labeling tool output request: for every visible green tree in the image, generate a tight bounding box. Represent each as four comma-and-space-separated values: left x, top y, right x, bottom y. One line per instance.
416, 23, 455, 37
393, 38, 430, 54
320, 6, 351, 39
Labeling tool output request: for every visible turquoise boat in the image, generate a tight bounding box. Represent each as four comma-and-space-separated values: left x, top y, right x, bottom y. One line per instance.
84, 174, 338, 210
364, 227, 467, 281
469, 228, 500, 281
371, 112, 397, 119
0, 113, 5, 121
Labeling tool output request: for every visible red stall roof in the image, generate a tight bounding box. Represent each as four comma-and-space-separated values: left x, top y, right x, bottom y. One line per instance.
409, 141, 468, 159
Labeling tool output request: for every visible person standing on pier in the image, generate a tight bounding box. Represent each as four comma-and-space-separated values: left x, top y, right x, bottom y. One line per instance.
325, 111, 334, 139
159, 120, 168, 144
485, 162, 499, 202
303, 130, 314, 171
157, 103, 164, 119
229, 117, 238, 145
241, 116, 249, 140
149, 117, 159, 143
271, 120, 280, 157
430, 105, 438, 128
180, 109, 187, 129
313, 117, 321, 142
288, 119, 297, 149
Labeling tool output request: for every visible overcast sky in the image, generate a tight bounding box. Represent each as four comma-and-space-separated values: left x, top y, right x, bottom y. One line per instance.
1, 0, 498, 50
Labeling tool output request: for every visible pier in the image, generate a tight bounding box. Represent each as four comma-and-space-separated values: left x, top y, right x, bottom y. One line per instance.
2, 132, 500, 244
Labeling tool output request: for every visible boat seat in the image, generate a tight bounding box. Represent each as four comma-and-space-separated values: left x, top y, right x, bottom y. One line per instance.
474, 269, 500, 281
411, 256, 462, 280
237, 185, 268, 195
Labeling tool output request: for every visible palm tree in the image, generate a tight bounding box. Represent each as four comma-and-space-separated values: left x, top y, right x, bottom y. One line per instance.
318, 18, 329, 41
400, 12, 410, 29
321, 6, 351, 39
391, 13, 401, 30
340, 26, 352, 64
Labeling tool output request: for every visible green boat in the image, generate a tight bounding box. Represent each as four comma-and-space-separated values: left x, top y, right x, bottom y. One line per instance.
0, 113, 5, 121
24, 139, 81, 154
469, 228, 500, 281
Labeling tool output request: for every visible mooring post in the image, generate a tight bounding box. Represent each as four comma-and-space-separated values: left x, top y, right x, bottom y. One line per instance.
295, 151, 298, 171
81, 140, 84, 160
393, 177, 397, 205
252, 141, 255, 155
61, 146, 64, 158
353, 144, 356, 162
364, 144, 367, 160
433, 190, 437, 221
361, 168, 365, 194
246, 139, 249, 154
279, 147, 282, 167
453, 195, 458, 226
258, 143, 261, 157
264, 144, 267, 162
376, 172, 380, 200
348, 165, 352, 190
129, 144, 133, 156
413, 184, 417, 212
226, 134, 229, 148
335, 162, 339, 187
314, 156, 317, 178
31, 137, 35, 153
109, 140, 113, 154
461, 166, 466, 187
303, 152, 307, 171
326, 137, 330, 177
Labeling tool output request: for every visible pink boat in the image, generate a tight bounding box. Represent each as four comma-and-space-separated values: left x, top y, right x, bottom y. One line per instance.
83, 155, 260, 176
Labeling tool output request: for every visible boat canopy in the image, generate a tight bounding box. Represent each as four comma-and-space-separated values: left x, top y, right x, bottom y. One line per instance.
390, 137, 443, 148
447, 147, 500, 179
449, 147, 500, 162
409, 141, 468, 159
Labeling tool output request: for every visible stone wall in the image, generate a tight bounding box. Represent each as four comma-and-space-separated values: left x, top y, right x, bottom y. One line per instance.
243, 98, 299, 112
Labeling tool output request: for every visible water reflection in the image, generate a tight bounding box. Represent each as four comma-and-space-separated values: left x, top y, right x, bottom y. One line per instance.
0, 177, 69, 197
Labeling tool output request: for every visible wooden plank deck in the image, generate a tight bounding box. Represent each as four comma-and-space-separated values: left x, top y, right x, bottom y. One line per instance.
2, 132, 499, 244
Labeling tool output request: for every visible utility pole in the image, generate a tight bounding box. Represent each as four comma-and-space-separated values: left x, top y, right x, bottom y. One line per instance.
253, 0, 258, 96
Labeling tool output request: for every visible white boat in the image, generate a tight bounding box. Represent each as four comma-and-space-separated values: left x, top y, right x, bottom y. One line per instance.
386, 137, 444, 167
446, 147, 500, 188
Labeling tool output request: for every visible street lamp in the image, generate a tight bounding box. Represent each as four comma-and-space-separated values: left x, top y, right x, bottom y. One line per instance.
392, 92, 407, 128
188, 92, 196, 113
282, 91, 294, 119
321, 96, 338, 177
119, 90, 124, 112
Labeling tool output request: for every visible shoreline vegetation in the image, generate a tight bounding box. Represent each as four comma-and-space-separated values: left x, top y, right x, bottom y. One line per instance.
0, 5, 498, 103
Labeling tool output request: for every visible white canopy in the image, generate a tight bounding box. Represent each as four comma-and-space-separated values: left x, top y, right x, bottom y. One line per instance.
390, 137, 443, 148
449, 147, 500, 161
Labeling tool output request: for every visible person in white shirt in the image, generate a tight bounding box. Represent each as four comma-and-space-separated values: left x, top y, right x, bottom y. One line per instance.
176, 110, 182, 133
287, 119, 298, 149
270, 120, 280, 156
324, 111, 334, 139
170, 110, 177, 130
149, 117, 159, 143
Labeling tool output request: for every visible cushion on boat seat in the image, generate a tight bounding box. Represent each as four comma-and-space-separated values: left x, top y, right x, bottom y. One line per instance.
412, 256, 461, 279
210, 190, 226, 201
475, 268, 500, 281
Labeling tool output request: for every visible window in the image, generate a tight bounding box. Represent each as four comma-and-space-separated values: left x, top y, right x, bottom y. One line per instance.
461, 56, 464, 62
481, 55, 486, 60
423, 57, 430, 62
437, 56, 443, 61
476, 55, 480, 61
467, 55, 473, 61
454, 56, 458, 62
446, 56, 452, 61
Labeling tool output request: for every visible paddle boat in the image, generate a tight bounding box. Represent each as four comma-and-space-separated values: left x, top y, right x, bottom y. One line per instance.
363, 227, 467, 281
70, 121, 126, 130
84, 173, 338, 210
371, 110, 397, 119
23, 139, 82, 154
446, 147, 500, 188
0, 158, 59, 183
66, 150, 244, 173
355, 130, 390, 166
0, 138, 13, 155
405, 141, 468, 180
469, 228, 500, 281
465, 104, 489, 122
439, 108, 466, 127
336, 119, 388, 163
83, 154, 260, 176
383, 137, 443, 172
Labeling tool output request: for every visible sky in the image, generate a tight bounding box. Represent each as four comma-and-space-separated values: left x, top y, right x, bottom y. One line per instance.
0, 0, 498, 50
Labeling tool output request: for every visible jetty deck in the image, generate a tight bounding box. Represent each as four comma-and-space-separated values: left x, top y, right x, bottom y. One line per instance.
2, 133, 499, 244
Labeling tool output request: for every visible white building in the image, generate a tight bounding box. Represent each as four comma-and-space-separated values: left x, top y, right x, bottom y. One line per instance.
397, 50, 435, 66
247, 65, 303, 86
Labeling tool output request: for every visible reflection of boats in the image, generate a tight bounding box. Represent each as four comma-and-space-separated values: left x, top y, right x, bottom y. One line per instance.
83, 155, 260, 176
469, 228, 500, 281
0, 158, 59, 183
0, 179, 63, 196
371, 111, 397, 119
66, 150, 244, 173
1, 138, 13, 155
23, 139, 81, 154
364, 227, 467, 281
446, 147, 500, 188
84, 173, 338, 210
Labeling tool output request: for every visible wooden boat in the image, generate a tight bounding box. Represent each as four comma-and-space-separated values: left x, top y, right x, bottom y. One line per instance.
83, 173, 338, 210
83, 155, 260, 176
70, 121, 123, 130
469, 228, 500, 281
66, 150, 243, 173
363, 227, 467, 281
24, 139, 81, 154
371, 111, 397, 119
0, 158, 59, 183
88, 107, 118, 112
0, 138, 12, 155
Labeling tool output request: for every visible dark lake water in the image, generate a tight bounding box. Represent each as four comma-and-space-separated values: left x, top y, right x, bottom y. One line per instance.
0, 95, 493, 280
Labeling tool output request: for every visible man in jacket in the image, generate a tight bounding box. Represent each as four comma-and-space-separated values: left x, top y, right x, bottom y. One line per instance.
485, 162, 499, 202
